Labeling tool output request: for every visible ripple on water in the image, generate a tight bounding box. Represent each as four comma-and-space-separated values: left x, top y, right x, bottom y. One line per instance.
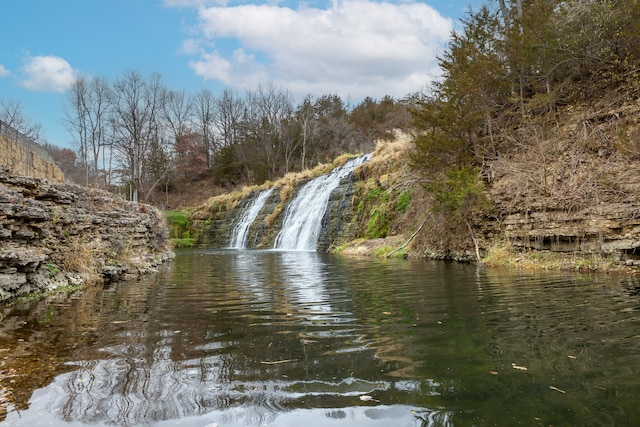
2, 251, 640, 426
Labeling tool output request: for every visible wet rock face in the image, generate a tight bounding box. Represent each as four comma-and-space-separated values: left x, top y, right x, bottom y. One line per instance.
317, 173, 360, 252
0, 168, 174, 302
198, 188, 284, 249
198, 172, 362, 253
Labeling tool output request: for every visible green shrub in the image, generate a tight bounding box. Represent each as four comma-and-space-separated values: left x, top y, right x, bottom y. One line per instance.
165, 210, 191, 239
44, 262, 60, 277
396, 190, 412, 213
366, 187, 388, 203
366, 205, 392, 238
429, 166, 486, 219
171, 238, 196, 248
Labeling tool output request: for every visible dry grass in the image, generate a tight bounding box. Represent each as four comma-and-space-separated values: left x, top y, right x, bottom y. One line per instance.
482, 241, 636, 273
279, 183, 295, 202
360, 131, 416, 188
488, 103, 640, 214
201, 186, 254, 215
56, 236, 102, 285
332, 153, 353, 167
265, 203, 283, 227
193, 154, 364, 217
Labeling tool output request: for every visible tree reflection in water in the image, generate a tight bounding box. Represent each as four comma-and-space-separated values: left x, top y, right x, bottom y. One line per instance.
1, 249, 639, 426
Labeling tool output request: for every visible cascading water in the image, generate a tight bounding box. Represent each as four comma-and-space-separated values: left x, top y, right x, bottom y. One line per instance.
229, 188, 274, 249
274, 153, 372, 251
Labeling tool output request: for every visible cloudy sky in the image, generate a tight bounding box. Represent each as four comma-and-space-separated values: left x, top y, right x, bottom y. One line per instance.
0, 0, 481, 148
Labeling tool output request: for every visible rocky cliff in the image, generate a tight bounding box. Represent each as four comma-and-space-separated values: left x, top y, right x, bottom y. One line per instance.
183, 130, 640, 272
500, 203, 640, 263
192, 188, 282, 248
317, 171, 361, 252
0, 167, 174, 302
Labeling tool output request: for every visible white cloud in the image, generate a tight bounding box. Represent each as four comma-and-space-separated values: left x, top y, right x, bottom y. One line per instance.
181, 0, 452, 99
19, 55, 77, 93
0, 65, 9, 77
180, 38, 203, 55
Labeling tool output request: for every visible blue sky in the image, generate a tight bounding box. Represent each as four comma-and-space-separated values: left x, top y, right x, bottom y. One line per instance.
0, 0, 482, 149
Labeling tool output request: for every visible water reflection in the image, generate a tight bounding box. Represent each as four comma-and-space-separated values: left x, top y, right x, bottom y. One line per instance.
1, 250, 639, 426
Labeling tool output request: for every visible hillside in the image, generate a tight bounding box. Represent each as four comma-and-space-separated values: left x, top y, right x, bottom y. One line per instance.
171, 98, 640, 274
342, 98, 640, 270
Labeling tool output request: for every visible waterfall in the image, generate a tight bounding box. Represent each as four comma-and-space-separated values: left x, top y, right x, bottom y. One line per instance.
274, 154, 371, 251
229, 188, 274, 249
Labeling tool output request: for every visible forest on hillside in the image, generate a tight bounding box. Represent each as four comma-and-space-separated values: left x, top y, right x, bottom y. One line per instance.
413, 0, 640, 175
2, 0, 639, 215
408, 0, 640, 254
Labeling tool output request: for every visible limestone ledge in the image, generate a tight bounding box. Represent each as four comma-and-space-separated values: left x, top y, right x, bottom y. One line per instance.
0, 168, 174, 302
502, 202, 640, 261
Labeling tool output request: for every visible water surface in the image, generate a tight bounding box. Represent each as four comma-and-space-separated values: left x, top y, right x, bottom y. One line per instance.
1, 249, 639, 426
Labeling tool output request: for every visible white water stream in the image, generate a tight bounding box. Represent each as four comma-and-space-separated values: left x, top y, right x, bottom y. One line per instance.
274, 154, 371, 251
229, 188, 274, 249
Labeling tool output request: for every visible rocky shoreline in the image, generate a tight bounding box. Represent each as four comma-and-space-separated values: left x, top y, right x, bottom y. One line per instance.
0, 168, 174, 303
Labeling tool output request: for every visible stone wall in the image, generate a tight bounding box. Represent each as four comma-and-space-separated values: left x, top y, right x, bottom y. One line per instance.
0, 167, 174, 302
0, 136, 64, 183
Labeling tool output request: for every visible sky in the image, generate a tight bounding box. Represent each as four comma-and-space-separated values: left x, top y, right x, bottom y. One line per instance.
0, 0, 483, 149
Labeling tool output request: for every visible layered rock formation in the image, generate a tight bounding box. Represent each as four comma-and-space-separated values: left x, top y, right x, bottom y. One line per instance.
186, 130, 640, 269
502, 203, 640, 263
0, 168, 174, 302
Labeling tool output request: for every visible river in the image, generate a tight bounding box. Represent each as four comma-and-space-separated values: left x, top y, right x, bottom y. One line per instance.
1, 249, 639, 426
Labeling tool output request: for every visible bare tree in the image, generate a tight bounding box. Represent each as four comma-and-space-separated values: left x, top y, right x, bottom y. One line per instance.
87, 78, 112, 186
110, 70, 166, 202
213, 88, 244, 149
313, 94, 355, 163
0, 98, 43, 143
296, 95, 317, 171
64, 79, 90, 185
64, 77, 112, 187
162, 89, 193, 152
245, 83, 294, 179
192, 88, 216, 168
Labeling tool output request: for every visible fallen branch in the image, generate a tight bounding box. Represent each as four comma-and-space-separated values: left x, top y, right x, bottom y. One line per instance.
386, 218, 427, 258
466, 219, 481, 262
260, 359, 298, 365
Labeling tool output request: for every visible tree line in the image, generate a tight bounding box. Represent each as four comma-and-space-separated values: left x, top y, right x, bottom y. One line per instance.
57, 70, 410, 205
413, 0, 640, 176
